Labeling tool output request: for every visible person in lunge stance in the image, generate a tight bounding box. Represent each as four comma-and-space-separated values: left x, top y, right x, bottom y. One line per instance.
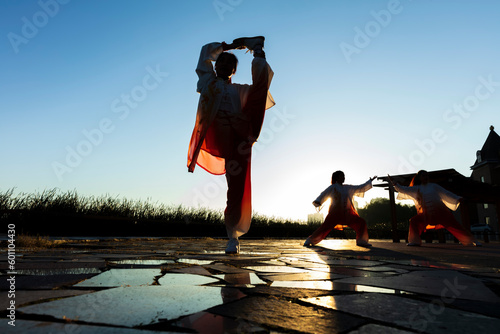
387, 170, 480, 246
304, 171, 376, 247
187, 36, 275, 254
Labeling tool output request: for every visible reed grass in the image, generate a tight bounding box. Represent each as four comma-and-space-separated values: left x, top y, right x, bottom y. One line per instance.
0, 188, 305, 226
16, 234, 68, 249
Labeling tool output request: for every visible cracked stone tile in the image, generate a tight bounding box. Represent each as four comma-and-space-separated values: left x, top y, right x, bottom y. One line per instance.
271, 280, 336, 290
158, 273, 220, 286
301, 293, 500, 334
312, 266, 399, 277
0, 289, 94, 309
243, 266, 311, 274
258, 259, 288, 266
1, 261, 105, 270
209, 295, 367, 333
75, 269, 161, 287
19, 285, 229, 327
214, 273, 266, 285
335, 270, 500, 303
247, 285, 329, 299
178, 258, 214, 265
205, 263, 253, 274
171, 311, 267, 334
169, 266, 213, 276
3, 320, 173, 334
270, 280, 406, 294
357, 266, 409, 274
261, 271, 347, 282
0, 274, 97, 290
347, 323, 414, 333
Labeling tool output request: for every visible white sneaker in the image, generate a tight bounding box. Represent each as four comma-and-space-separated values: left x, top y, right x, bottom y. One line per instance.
225, 238, 240, 254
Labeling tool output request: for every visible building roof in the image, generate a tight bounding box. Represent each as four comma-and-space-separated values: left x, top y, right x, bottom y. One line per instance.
471, 126, 500, 169
378, 168, 500, 203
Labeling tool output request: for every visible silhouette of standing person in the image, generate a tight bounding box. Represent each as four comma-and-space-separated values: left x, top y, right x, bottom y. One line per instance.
304, 171, 376, 247
187, 37, 275, 254
388, 170, 480, 246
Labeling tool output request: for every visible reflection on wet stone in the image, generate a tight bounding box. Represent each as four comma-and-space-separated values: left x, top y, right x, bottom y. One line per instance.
263, 271, 347, 281
215, 273, 266, 285
243, 265, 311, 273
8, 238, 500, 333
19, 285, 227, 327
75, 269, 161, 287
209, 296, 367, 333
301, 294, 500, 334
171, 311, 267, 334
335, 270, 500, 303
158, 273, 219, 286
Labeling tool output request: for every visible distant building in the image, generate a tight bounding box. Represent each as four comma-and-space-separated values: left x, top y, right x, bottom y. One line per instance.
470, 126, 500, 231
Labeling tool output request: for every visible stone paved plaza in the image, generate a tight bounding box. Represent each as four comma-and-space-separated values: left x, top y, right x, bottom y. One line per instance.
1, 238, 500, 333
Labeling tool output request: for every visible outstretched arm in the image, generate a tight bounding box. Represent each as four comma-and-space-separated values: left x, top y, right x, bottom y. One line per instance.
196, 42, 225, 93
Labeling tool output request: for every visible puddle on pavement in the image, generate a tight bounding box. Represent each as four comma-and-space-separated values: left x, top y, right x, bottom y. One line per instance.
2, 268, 102, 275
271, 280, 412, 294
214, 273, 267, 285
158, 273, 219, 286
178, 258, 214, 265
110, 259, 175, 265
75, 268, 161, 287
243, 265, 311, 274
271, 280, 335, 290
263, 271, 346, 282
19, 285, 228, 327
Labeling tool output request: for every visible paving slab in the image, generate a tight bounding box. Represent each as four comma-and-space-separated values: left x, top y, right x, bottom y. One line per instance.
301, 293, 500, 334
170, 311, 267, 334
18, 285, 232, 327
335, 269, 500, 303
347, 323, 415, 333
158, 273, 220, 286
209, 295, 367, 333
2, 238, 499, 333
0, 289, 93, 309
74, 268, 161, 287
3, 319, 178, 334
0, 274, 96, 290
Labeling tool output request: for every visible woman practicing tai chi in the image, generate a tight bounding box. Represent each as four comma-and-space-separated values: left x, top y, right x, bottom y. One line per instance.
304, 171, 376, 247
388, 170, 480, 246
187, 36, 275, 254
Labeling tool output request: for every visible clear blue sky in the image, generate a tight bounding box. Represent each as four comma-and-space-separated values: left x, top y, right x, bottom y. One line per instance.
1, 0, 499, 220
